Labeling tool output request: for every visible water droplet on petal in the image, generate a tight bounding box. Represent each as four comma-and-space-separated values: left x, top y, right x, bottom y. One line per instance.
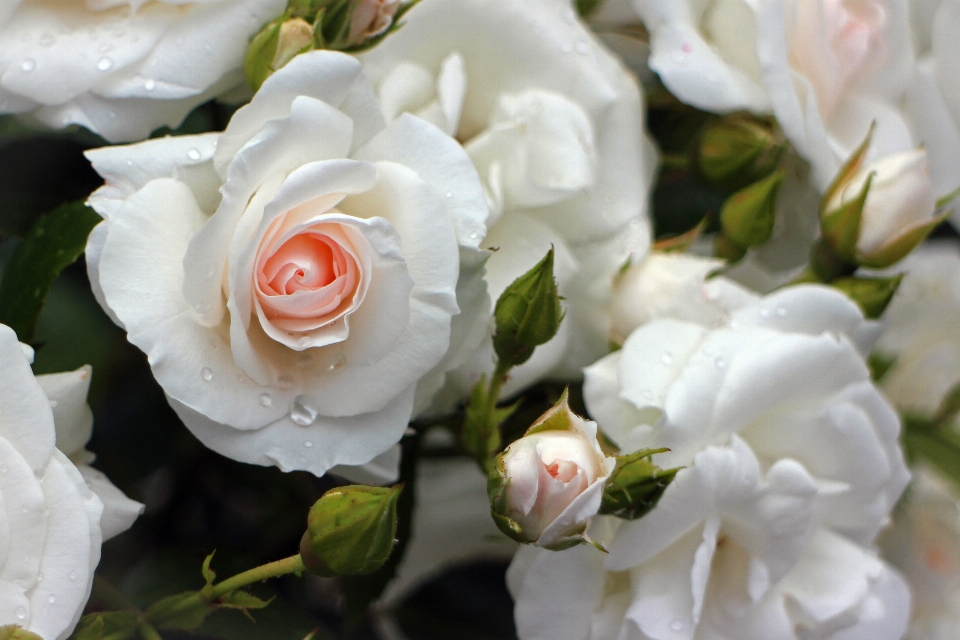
575, 41, 589, 55
469, 232, 480, 240
445, 191, 453, 198
0, 464, 8, 474
36, 572, 43, 582
187, 148, 201, 161
200, 367, 213, 382
259, 393, 273, 407
290, 400, 318, 426
759, 307, 770, 318
776, 306, 787, 317
561, 42, 573, 54
670, 619, 683, 631
48, 595, 56, 604
16, 606, 26, 620
714, 356, 726, 369
68, 571, 77, 580
97, 57, 113, 71
21, 505, 29, 513
298, 336, 311, 349
277, 374, 295, 389
39, 33, 55, 47
303, 441, 314, 448
144, 78, 157, 91
661, 352, 673, 365
21, 59, 35, 72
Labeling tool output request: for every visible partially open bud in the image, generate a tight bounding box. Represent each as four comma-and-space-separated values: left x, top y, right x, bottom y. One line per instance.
699, 116, 784, 188
488, 391, 614, 550
245, 14, 315, 91
823, 142, 944, 268
301, 484, 402, 577
347, 0, 401, 46
493, 247, 564, 368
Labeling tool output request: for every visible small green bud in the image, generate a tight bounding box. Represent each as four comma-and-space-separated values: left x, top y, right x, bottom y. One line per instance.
303, 484, 402, 577
830, 275, 903, 319
493, 247, 564, 368
599, 448, 679, 520
0, 627, 42, 640
719, 169, 785, 249
699, 117, 783, 188
245, 13, 315, 91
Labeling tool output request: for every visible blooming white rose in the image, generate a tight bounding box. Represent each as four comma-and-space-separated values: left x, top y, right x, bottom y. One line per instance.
0, 0, 286, 143
874, 240, 960, 418
825, 147, 938, 261
905, 0, 960, 207
85, 50, 489, 477
634, 0, 917, 189
509, 285, 911, 639
0, 324, 142, 639
359, 0, 654, 395
493, 395, 615, 548
879, 469, 960, 640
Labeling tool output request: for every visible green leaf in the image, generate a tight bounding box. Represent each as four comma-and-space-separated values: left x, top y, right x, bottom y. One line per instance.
0, 626, 44, 640
305, 484, 403, 577
218, 591, 272, 611
599, 448, 680, 520
145, 592, 213, 631
0, 201, 101, 342
202, 551, 217, 587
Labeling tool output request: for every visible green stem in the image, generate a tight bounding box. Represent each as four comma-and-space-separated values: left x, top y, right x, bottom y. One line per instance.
91, 576, 165, 640
147, 554, 306, 625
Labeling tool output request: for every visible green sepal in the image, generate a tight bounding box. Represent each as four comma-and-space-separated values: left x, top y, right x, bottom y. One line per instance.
305, 484, 403, 577
821, 172, 872, 262
576, 0, 604, 18
713, 233, 747, 263
936, 185, 960, 211
493, 247, 564, 367
244, 12, 287, 92
807, 238, 858, 283
719, 169, 784, 249
822, 122, 875, 209
699, 117, 783, 188
523, 387, 574, 436
829, 274, 903, 319
868, 352, 897, 383
0, 627, 45, 640
491, 510, 529, 544
68, 612, 139, 640
856, 212, 949, 269
0, 201, 101, 343
487, 451, 534, 544
599, 448, 680, 520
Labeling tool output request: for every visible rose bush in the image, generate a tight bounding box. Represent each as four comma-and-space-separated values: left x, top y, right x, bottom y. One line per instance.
358, 0, 655, 395
85, 50, 489, 477
508, 284, 911, 639
0, 325, 141, 638
633, 0, 917, 189
0, 0, 285, 142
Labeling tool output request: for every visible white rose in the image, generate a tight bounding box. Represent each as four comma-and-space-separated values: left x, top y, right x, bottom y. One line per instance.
879, 469, 960, 640
635, 0, 917, 189
509, 285, 911, 639
874, 240, 960, 418
905, 0, 960, 207
825, 148, 938, 260
359, 0, 654, 395
0, 0, 285, 143
495, 395, 615, 548
0, 324, 142, 639
85, 50, 489, 477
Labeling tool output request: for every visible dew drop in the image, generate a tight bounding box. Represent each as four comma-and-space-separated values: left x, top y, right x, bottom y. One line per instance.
277, 373, 295, 389
47, 595, 56, 604
21, 505, 29, 513
445, 191, 453, 198
661, 352, 673, 365
575, 41, 589, 55
259, 393, 273, 407
21, 59, 35, 72
39, 33, 55, 47
290, 400, 318, 427
97, 57, 113, 71
200, 367, 213, 382
561, 42, 573, 54
126, 159, 133, 166
759, 307, 770, 318
68, 571, 77, 580
714, 356, 727, 369
671, 52, 687, 64
0, 464, 8, 474
187, 148, 201, 161
36, 572, 43, 583
776, 306, 787, 317
144, 78, 156, 91
303, 440, 314, 448
669, 619, 683, 632
298, 336, 311, 349
469, 232, 479, 240
15, 606, 26, 620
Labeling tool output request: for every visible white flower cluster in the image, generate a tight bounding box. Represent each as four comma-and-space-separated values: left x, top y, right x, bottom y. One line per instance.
7, 0, 960, 635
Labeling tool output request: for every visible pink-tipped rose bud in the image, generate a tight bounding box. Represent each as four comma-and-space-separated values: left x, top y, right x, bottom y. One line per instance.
348, 0, 401, 46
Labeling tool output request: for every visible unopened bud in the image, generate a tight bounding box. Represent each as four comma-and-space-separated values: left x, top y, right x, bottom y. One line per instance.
488, 391, 614, 550
301, 484, 402, 577
493, 247, 564, 368
699, 116, 783, 188
599, 448, 679, 520
830, 275, 903, 319
245, 14, 316, 91
347, 0, 401, 47
719, 170, 784, 249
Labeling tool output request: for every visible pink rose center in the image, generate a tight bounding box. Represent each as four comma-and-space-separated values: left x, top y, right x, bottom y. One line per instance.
254, 216, 366, 334
545, 460, 580, 483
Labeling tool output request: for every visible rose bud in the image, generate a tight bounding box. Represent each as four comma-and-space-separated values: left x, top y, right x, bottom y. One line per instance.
347, 0, 402, 47
822, 146, 945, 268
489, 391, 614, 550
